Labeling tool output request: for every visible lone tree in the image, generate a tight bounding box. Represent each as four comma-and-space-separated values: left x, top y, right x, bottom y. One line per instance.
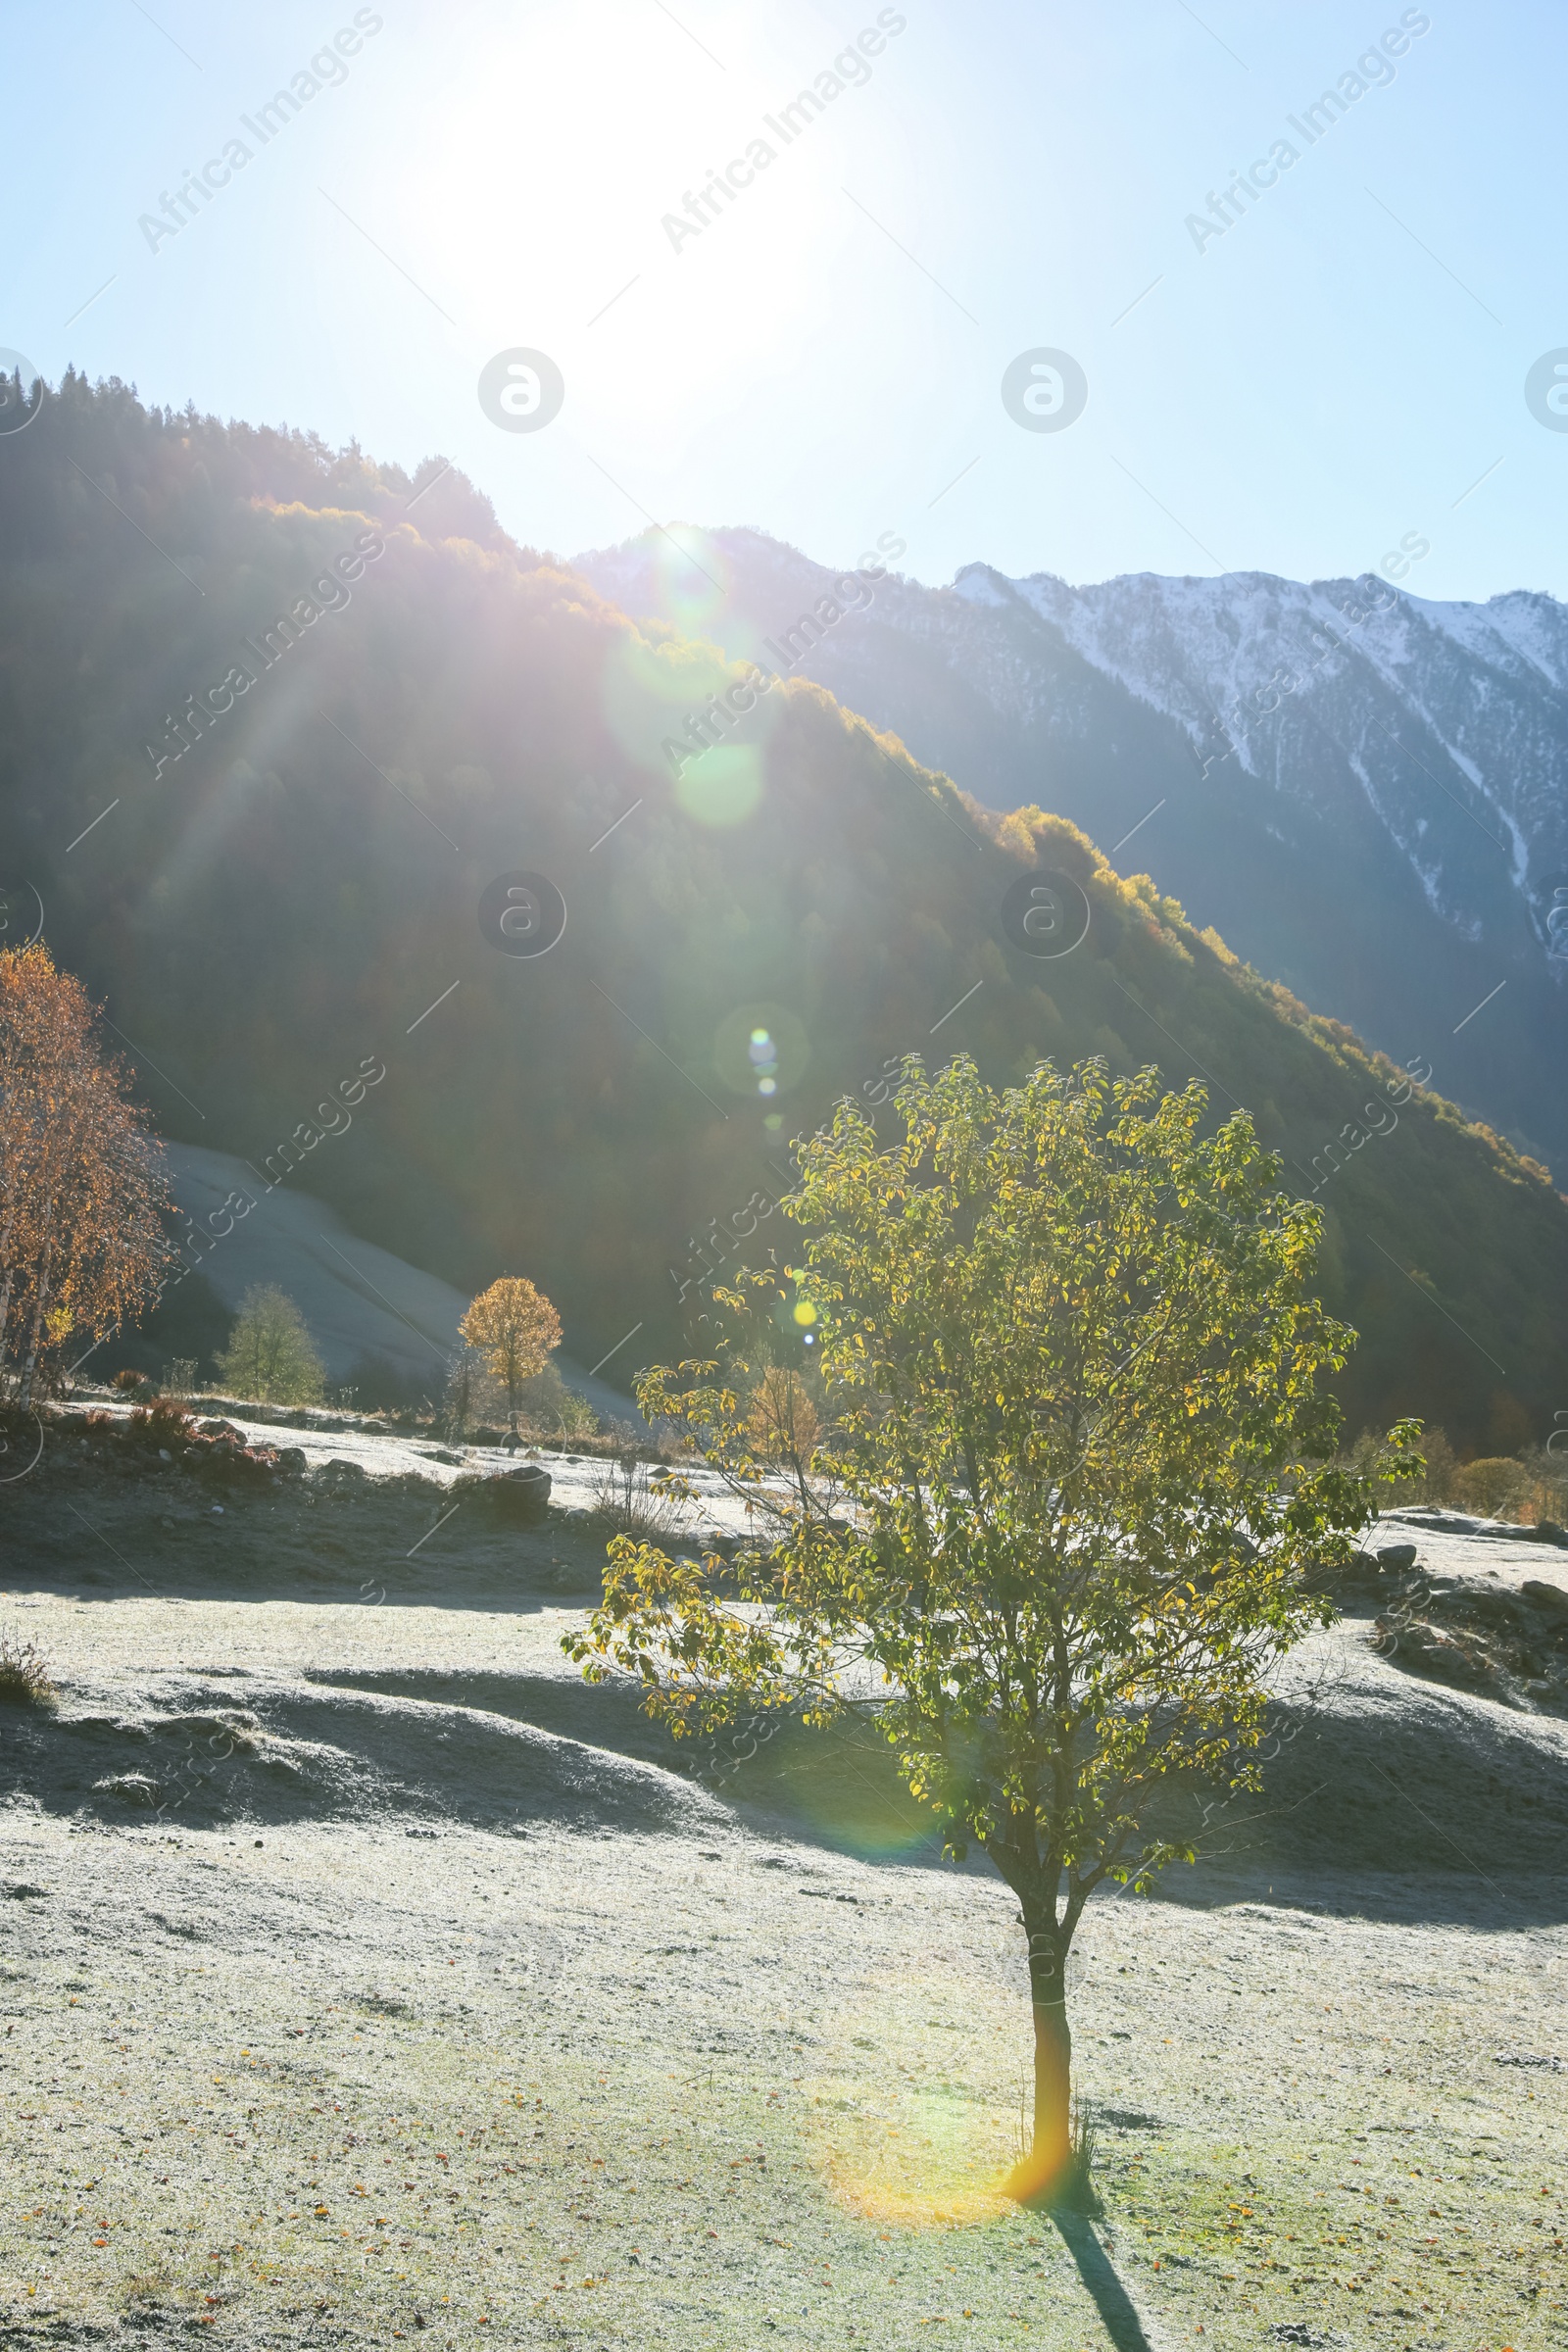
567, 1057, 1413, 2202
0, 944, 171, 1405
216, 1284, 325, 1406
460, 1275, 563, 1439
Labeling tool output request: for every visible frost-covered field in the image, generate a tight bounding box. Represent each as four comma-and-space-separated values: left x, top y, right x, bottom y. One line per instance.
1, 1437, 1564, 2351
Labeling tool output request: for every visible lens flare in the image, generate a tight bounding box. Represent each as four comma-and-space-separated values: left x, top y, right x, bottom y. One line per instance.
747, 1027, 782, 1097
674, 743, 763, 828
713, 1004, 810, 1100
808, 1978, 1027, 2231
648, 528, 731, 638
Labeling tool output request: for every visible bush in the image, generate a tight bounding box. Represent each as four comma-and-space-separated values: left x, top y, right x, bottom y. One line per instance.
1346, 1422, 1456, 1506
518, 1362, 599, 1440
591, 1452, 686, 1541
128, 1398, 197, 1449
748, 1367, 818, 1465
1408, 1425, 1457, 1504
216, 1284, 325, 1406
1451, 1455, 1531, 1519
444, 1347, 598, 1442
1518, 1446, 1568, 1528
0, 1632, 56, 1708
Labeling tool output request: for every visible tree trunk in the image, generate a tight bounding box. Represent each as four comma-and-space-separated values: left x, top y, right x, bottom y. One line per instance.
1028, 1919, 1072, 2182
0, 1244, 16, 1377
1004, 1909, 1073, 2203
19, 1208, 54, 1411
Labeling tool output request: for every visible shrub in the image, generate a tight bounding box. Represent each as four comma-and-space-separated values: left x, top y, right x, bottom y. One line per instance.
1518, 1446, 1568, 1528
446, 1347, 598, 1442
518, 1361, 599, 1440
128, 1398, 196, 1448
1451, 1454, 1531, 1519
591, 1452, 686, 1542
0, 1632, 56, 1707
1347, 1423, 1443, 1503
1413, 1425, 1458, 1504
748, 1367, 819, 1465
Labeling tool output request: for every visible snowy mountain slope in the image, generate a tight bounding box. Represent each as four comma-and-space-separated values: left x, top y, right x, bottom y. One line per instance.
574, 528, 1568, 1175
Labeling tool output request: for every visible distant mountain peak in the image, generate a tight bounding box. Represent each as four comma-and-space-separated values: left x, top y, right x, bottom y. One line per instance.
574, 524, 1568, 1176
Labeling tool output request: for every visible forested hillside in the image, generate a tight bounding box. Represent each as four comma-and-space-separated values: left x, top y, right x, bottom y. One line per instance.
3, 370, 1566, 1447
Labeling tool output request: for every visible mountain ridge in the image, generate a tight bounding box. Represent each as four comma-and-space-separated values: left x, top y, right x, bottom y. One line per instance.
575, 526, 1568, 1177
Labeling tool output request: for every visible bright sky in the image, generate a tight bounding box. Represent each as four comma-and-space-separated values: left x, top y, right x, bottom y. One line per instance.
9, 0, 1566, 601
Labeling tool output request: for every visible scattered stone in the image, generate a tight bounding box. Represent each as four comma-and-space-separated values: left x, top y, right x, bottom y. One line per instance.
314, 1458, 369, 1494
1376, 1542, 1418, 1570
462, 1463, 553, 1525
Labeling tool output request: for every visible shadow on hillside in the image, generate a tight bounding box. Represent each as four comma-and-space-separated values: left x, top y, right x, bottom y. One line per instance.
9, 1677, 717, 1842
305, 1665, 946, 1864
12, 1655, 1565, 1926
298, 1662, 1568, 1924
9, 1456, 616, 1610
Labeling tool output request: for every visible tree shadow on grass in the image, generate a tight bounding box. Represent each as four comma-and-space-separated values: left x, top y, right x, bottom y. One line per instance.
1052, 2212, 1158, 2352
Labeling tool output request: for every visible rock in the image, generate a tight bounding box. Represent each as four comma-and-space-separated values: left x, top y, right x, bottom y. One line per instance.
276, 1446, 309, 1472
1522, 1578, 1568, 1618
1462, 1586, 1534, 1633
1376, 1542, 1419, 1571
479, 1464, 552, 1525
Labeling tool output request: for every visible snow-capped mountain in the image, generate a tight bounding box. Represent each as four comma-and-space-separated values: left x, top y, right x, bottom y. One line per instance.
575, 527, 1568, 1177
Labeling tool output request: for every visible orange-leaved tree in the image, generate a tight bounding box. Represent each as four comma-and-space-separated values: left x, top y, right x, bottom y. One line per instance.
459, 1276, 563, 1438
0, 944, 172, 1405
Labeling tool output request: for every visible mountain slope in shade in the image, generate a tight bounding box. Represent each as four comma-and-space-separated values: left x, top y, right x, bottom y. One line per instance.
6, 373, 1568, 1453
574, 528, 1568, 1177
135, 1144, 641, 1425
